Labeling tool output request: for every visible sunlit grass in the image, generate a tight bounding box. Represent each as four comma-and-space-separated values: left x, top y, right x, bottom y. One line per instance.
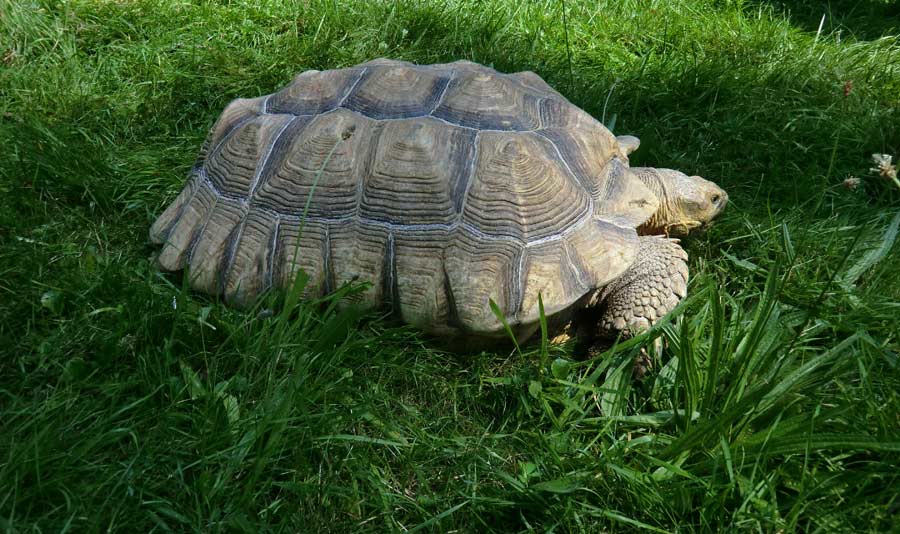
1, 0, 898, 531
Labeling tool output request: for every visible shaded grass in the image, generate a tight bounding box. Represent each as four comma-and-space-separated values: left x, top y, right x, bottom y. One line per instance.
1, 0, 899, 531
757, 0, 900, 40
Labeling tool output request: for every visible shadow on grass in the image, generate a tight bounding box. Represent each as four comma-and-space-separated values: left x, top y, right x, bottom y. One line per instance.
752, 0, 900, 40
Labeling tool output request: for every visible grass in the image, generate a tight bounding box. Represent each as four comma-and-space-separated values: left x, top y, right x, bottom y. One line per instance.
1, 0, 899, 531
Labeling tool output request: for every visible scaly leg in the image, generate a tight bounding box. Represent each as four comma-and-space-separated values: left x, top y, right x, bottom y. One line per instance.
595, 236, 689, 374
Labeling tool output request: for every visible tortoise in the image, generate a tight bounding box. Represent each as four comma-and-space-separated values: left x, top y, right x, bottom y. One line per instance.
150, 58, 728, 347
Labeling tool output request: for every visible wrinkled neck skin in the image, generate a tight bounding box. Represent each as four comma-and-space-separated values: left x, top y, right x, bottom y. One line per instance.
632, 169, 701, 237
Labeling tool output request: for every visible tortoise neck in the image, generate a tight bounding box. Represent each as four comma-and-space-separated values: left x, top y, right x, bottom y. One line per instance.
630, 167, 674, 234
630, 167, 665, 198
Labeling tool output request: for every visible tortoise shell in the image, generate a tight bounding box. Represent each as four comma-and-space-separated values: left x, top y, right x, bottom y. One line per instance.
150, 58, 659, 338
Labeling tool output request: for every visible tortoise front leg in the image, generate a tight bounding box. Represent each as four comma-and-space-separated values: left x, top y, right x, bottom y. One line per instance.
595, 235, 688, 342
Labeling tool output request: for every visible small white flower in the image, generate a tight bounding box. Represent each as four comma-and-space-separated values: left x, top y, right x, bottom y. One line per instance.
842, 176, 861, 190
870, 153, 897, 180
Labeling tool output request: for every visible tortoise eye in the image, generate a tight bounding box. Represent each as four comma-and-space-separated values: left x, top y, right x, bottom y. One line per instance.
710, 194, 721, 204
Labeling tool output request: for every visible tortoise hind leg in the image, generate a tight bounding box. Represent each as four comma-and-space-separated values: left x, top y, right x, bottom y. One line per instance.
596, 235, 688, 339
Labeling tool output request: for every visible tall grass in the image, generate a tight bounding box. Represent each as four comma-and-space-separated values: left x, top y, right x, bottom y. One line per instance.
1, 0, 898, 531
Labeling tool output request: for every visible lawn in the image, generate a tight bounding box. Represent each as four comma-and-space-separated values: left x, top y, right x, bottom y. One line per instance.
2, 0, 899, 531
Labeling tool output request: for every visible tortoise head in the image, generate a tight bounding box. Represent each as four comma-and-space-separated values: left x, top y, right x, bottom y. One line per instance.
630, 168, 728, 236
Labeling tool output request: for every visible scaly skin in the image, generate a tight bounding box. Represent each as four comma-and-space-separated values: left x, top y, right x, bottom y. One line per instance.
594, 235, 689, 337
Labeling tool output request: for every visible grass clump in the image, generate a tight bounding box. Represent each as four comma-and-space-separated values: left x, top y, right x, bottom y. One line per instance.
1, 0, 899, 531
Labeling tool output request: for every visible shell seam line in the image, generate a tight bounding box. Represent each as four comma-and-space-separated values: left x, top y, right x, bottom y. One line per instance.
455, 130, 480, 224
323, 223, 333, 294
218, 208, 250, 294
264, 216, 281, 291
184, 193, 219, 269
207, 114, 260, 167
248, 115, 297, 196
160, 179, 200, 243
338, 67, 369, 107
512, 249, 525, 316
429, 70, 456, 115
257, 93, 568, 134
196, 169, 590, 248
532, 129, 596, 235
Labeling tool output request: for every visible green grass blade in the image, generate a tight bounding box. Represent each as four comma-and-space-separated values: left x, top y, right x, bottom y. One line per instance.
489, 297, 521, 356
840, 211, 900, 288
700, 279, 725, 418
408, 501, 469, 533
538, 292, 549, 367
